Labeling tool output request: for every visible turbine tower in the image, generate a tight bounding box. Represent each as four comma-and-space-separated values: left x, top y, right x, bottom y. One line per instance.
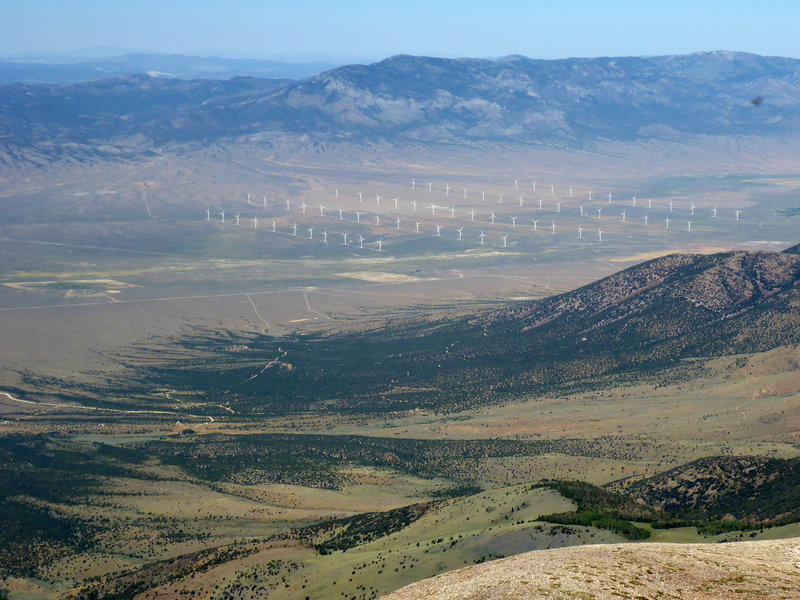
501, 234, 509, 248
322, 229, 328, 243
531, 219, 539, 231
456, 227, 464, 240
479, 230, 486, 244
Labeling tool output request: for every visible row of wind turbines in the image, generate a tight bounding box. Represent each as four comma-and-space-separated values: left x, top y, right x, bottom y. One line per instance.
204, 178, 746, 251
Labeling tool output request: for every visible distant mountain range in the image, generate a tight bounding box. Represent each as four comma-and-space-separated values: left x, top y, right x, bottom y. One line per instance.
2, 51, 800, 156
0, 53, 339, 84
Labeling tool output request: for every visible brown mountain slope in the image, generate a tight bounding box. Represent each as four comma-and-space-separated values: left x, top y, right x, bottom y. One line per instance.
382, 538, 800, 600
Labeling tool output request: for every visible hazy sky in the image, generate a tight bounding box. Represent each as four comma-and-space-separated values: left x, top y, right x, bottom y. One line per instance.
3, 0, 799, 62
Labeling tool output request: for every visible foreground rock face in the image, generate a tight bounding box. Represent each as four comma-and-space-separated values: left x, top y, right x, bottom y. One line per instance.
382, 539, 800, 600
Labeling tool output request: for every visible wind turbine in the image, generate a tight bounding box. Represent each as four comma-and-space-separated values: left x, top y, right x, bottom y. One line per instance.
514, 179, 519, 189
482, 191, 486, 202
501, 234, 509, 248
550, 184, 554, 196
690, 203, 696, 215
435, 224, 443, 237
376, 194, 381, 206
411, 178, 416, 189
247, 193, 251, 204
538, 198, 543, 211
597, 229, 603, 241
338, 208, 344, 220
735, 209, 742, 220
479, 230, 486, 244
286, 200, 291, 210
395, 217, 401, 229
588, 190, 592, 201
462, 188, 467, 198
579, 205, 584, 216
342, 232, 349, 245
518, 195, 524, 207
322, 229, 328, 244
621, 210, 626, 223
206, 209, 210, 220
556, 201, 561, 213
632, 195, 637, 207
569, 187, 573, 198
428, 182, 432, 192
450, 206, 456, 218
669, 201, 674, 212
532, 180, 536, 191
445, 184, 450, 195
578, 226, 583, 239
643, 214, 649, 225
264, 196, 267, 207
235, 213, 240, 226
490, 211, 496, 224
687, 220, 692, 232
596, 207, 602, 218
469, 208, 476, 221
531, 219, 539, 231
357, 192, 363, 203
511, 216, 517, 227
393, 197, 399, 208
253, 217, 258, 229
499, 193, 504, 204
607, 192, 613, 203
411, 200, 417, 212
272, 219, 276, 232
426, 203, 436, 216
550, 221, 557, 235
456, 227, 463, 240
319, 205, 325, 217
291, 223, 297, 236
415, 220, 421, 233
665, 217, 670, 229
377, 239, 383, 252
712, 206, 718, 218
648, 198, 652, 209
355, 211, 363, 223
335, 189, 339, 199
358, 234, 365, 249
300, 202, 306, 214
308, 226, 313, 239
375, 214, 381, 227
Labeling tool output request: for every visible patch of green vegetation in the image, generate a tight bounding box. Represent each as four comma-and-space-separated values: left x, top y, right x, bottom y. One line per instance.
429, 484, 484, 499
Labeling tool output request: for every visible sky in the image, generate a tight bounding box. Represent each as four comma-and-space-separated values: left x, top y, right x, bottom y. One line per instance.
2, 0, 799, 62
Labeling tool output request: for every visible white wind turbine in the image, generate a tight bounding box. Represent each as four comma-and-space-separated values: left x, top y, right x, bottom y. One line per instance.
643, 214, 649, 225
286, 199, 292, 210
556, 201, 561, 213
445, 184, 450, 195
376, 194, 381, 206
247, 193, 251, 204
358, 234, 365, 249
217, 209, 224, 223
712, 206, 718, 218
415, 220, 421, 233
375, 214, 381, 227
263, 196, 267, 207
669, 201, 674, 212
632, 195, 637, 207
411, 178, 416, 189
428, 182, 432, 192
450, 206, 456, 218
319, 205, 325, 217
578, 226, 583, 239
469, 208, 476, 221
490, 211, 496, 224
393, 197, 399, 208
550, 185, 555, 196
235, 213, 240, 226
271, 219, 276, 232
579, 205, 584, 216
687, 220, 692, 232
514, 178, 519, 189
291, 223, 297, 236
206, 209, 210, 220
665, 217, 670, 229
456, 227, 463, 240
426, 203, 436, 216
482, 191, 486, 202
253, 217, 258, 229
355, 211, 363, 223
621, 210, 626, 222
300, 202, 307, 214
435, 224, 443, 237
690, 203, 696, 215
462, 188, 467, 198
550, 221, 557, 235
342, 232, 349, 245
648, 198, 652, 209
511, 216, 517, 227
357, 192, 363, 203
588, 190, 592, 200
735, 209, 742, 220
395, 217, 401, 229
531, 219, 539, 231
538, 198, 544, 210
518, 195, 524, 207
335, 189, 339, 199
322, 229, 328, 243
597, 229, 603, 241
596, 207, 602, 218
607, 192, 613, 203
499, 193, 504, 204
479, 230, 486, 244
569, 187, 573, 198
338, 208, 344, 220
411, 200, 417, 212
501, 234, 509, 248
532, 180, 536, 191
308, 226, 313, 239
377, 239, 383, 252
